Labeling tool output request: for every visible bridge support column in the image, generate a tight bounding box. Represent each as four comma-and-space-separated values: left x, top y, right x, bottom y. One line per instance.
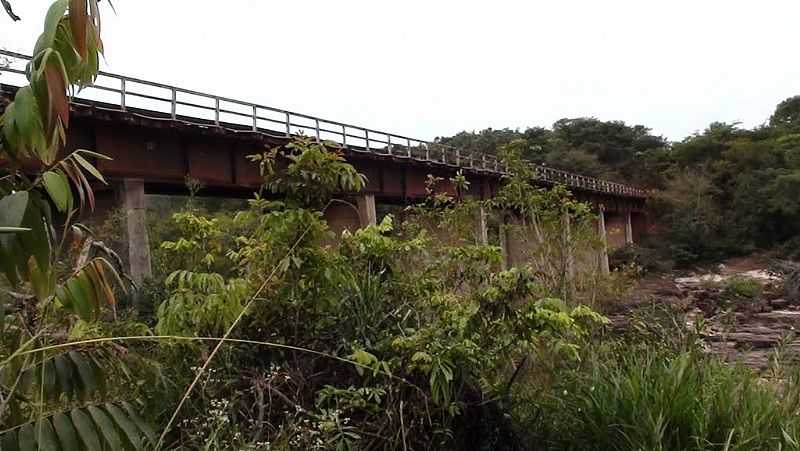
598, 207, 610, 275
475, 206, 488, 245
499, 213, 510, 270
120, 179, 151, 302
562, 211, 575, 300
625, 211, 633, 244
357, 194, 377, 227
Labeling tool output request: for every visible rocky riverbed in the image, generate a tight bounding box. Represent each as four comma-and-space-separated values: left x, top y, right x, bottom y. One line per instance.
609, 256, 800, 370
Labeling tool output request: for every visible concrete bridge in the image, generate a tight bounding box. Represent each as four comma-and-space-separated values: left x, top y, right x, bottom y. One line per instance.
0, 50, 648, 283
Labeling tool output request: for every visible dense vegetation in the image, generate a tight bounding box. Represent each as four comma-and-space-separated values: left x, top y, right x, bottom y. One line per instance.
5, 2, 800, 451
438, 100, 800, 266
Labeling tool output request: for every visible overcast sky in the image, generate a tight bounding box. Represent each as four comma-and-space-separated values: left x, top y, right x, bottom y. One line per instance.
2, 0, 800, 141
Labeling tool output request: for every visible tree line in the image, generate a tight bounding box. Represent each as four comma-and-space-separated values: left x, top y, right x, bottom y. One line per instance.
437, 97, 800, 265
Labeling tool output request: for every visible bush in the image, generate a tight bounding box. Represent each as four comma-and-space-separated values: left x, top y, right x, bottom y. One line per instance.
609, 243, 672, 273
724, 275, 763, 300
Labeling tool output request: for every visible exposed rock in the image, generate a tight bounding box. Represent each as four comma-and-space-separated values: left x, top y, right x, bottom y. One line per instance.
770, 298, 789, 309
786, 269, 800, 304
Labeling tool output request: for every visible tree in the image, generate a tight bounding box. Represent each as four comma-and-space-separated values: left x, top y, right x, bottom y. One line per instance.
770, 96, 800, 130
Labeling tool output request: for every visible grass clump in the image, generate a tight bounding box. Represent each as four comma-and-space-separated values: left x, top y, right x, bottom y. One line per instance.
724, 275, 763, 300
532, 347, 800, 450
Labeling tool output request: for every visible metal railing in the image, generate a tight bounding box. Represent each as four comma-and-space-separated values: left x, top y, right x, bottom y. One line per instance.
0, 50, 646, 198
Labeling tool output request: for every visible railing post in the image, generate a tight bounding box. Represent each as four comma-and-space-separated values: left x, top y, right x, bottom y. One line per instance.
285, 112, 291, 137
387, 135, 393, 155
407, 138, 412, 157
315, 119, 321, 142
214, 98, 220, 125
171, 88, 177, 119
425, 143, 430, 161
342, 125, 347, 146
365, 130, 370, 152
120, 78, 127, 111
252, 105, 257, 131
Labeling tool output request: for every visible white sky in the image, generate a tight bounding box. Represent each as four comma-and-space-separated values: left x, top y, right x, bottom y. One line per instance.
2, 0, 800, 142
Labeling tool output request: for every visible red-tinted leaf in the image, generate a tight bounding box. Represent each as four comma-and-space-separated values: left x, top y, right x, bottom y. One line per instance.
69, 0, 88, 59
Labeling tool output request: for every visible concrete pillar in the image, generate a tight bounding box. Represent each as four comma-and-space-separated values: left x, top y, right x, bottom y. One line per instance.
598, 207, 610, 275
499, 213, 510, 270
475, 205, 488, 245
625, 211, 633, 244
562, 210, 575, 300
356, 194, 377, 227
121, 179, 152, 295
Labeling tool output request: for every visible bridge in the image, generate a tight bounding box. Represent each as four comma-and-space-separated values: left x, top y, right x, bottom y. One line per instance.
0, 50, 648, 283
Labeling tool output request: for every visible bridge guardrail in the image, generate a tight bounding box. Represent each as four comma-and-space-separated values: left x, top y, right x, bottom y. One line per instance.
0, 50, 646, 198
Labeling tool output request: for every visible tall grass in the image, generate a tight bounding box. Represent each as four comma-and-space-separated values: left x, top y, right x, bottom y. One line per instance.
539, 350, 800, 450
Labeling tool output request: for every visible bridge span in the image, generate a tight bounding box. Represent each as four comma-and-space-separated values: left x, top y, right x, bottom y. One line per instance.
1, 50, 647, 283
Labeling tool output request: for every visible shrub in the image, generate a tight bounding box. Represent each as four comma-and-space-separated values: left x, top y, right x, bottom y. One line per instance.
609, 243, 672, 273
724, 275, 763, 300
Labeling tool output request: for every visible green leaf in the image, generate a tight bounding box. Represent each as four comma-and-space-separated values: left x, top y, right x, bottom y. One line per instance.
1, 429, 18, 451
68, 351, 97, 397
54, 354, 76, 399
34, 419, 59, 451
41, 359, 58, 401
5, 87, 42, 151
0, 191, 30, 247
66, 277, 92, 320
87, 405, 122, 450
33, 0, 69, 57
52, 413, 80, 451
77, 267, 100, 313
18, 196, 52, 279
121, 401, 156, 445
75, 148, 112, 160
18, 423, 36, 451
105, 403, 142, 450
72, 153, 107, 183
0, 242, 20, 287
71, 408, 101, 450
0, 293, 4, 334
42, 170, 72, 213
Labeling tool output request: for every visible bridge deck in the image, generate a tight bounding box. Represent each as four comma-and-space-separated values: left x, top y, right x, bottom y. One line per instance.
0, 50, 645, 199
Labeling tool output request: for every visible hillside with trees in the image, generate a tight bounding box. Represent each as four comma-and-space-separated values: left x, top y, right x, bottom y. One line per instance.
438, 98, 800, 266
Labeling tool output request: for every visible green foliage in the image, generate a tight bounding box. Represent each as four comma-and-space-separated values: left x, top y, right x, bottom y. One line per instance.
130, 135, 611, 449
156, 270, 248, 336
0, 402, 155, 451
538, 350, 800, 451
436, 119, 668, 186
771, 96, 800, 130
609, 243, 670, 273
0, 4, 161, 450
723, 275, 763, 300
435, 96, 800, 265
249, 136, 366, 209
